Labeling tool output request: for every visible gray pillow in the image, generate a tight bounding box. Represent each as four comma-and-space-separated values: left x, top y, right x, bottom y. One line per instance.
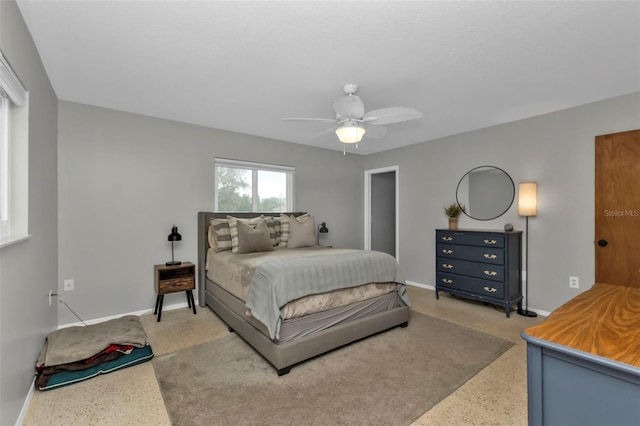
236, 220, 274, 254
287, 215, 316, 248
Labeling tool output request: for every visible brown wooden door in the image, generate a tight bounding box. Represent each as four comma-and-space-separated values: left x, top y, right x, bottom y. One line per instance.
595, 129, 640, 288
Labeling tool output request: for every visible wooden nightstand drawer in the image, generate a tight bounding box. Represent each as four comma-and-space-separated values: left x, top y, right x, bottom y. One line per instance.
158, 276, 194, 293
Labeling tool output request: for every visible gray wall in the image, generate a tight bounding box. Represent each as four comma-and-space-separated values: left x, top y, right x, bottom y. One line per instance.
0, 1, 58, 424
363, 92, 640, 313
57, 101, 364, 324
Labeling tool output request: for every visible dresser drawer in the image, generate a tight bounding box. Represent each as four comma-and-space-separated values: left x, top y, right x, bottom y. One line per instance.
437, 272, 505, 299
437, 243, 504, 265
437, 257, 504, 282
437, 231, 505, 248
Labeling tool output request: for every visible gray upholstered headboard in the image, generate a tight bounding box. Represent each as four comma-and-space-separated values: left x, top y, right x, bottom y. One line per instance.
196, 212, 306, 307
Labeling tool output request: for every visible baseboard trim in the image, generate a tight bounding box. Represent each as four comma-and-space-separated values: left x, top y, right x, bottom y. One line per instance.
57, 299, 198, 329
16, 378, 35, 426
404, 280, 548, 317
405, 280, 435, 291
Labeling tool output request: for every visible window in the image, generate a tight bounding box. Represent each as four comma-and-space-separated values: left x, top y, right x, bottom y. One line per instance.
214, 158, 294, 213
0, 90, 9, 238
0, 51, 29, 246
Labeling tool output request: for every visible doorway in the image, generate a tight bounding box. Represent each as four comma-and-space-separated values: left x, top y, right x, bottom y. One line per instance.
595, 129, 640, 288
364, 166, 399, 259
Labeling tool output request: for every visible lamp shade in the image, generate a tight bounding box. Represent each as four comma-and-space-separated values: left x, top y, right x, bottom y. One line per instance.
335, 123, 365, 143
318, 222, 328, 234
518, 183, 537, 216
168, 225, 182, 241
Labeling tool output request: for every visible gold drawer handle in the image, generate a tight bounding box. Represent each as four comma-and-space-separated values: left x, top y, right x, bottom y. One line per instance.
442, 264, 454, 269
483, 286, 497, 293
441, 236, 453, 242
483, 254, 497, 259
441, 278, 453, 284
483, 239, 497, 245
483, 270, 497, 276
442, 249, 453, 254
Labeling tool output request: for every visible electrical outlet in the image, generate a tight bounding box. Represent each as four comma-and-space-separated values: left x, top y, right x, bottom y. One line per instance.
63, 279, 75, 291
569, 276, 579, 289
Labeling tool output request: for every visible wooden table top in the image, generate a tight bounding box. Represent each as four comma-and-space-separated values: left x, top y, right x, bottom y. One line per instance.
524, 283, 640, 368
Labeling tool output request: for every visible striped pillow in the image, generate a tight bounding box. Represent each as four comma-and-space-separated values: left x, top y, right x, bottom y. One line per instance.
207, 225, 217, 249
264, 217, 281, 246
210, 218, 232, 252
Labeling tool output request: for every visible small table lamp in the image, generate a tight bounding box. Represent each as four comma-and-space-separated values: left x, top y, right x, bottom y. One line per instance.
166, 225, 182, 266
317, 222, 328, 245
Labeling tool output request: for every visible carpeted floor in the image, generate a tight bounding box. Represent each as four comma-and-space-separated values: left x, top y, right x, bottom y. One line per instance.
153, 311, 514, 426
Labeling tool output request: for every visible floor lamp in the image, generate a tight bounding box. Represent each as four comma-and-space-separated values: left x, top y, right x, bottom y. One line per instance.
518, 182, 538, 317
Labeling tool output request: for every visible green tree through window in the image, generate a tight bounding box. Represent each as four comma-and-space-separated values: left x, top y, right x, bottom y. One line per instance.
214, 159, 294, 212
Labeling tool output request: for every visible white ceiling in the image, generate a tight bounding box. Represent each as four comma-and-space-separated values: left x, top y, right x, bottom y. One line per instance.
16, 1, 640, 155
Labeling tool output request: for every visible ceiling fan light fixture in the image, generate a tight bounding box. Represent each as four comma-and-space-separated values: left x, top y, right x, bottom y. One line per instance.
335, 123, 365, 144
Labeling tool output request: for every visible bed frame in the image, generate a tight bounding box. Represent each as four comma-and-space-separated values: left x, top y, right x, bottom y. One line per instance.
197, 211, 410, 375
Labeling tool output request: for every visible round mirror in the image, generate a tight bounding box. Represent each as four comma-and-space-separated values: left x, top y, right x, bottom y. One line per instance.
456, 166, 515, 221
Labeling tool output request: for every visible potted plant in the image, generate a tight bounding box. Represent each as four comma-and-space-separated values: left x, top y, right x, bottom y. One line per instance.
444, 203, 465, 230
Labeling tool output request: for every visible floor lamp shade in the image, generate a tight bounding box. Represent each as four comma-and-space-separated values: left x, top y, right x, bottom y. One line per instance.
518, 183, 537, 216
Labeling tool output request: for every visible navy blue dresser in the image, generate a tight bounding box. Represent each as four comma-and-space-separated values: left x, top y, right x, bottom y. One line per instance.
435, 229, 523, 317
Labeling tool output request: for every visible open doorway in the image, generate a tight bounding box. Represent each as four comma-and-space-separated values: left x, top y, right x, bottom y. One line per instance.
364, 166, 399, 259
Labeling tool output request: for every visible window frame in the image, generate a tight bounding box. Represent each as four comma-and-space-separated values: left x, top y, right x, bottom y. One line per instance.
0, 51, 29, 247
0, 90, 9, 238
214, 158, 295, 213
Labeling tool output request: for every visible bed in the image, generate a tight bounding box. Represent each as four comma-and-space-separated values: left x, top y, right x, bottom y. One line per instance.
197, 211, 410, 375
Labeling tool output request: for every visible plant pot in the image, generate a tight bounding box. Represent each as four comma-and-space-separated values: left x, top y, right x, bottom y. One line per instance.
448, 217, 458, 230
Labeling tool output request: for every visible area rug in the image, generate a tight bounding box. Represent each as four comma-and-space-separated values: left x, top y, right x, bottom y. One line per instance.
153, 311, 514, 426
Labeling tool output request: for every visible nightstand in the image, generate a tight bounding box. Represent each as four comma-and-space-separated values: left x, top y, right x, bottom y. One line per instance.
153, 262, 196, 322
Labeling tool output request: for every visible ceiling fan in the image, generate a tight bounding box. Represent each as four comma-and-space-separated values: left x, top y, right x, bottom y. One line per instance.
283, 83, 423, 151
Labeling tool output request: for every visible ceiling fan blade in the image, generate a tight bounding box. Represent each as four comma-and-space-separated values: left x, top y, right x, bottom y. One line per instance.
313, 126, 339, 139
333, 94, 365, 119
282, 117, 337, 123
363, 107, 423, 125
363, 125, 387, 139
